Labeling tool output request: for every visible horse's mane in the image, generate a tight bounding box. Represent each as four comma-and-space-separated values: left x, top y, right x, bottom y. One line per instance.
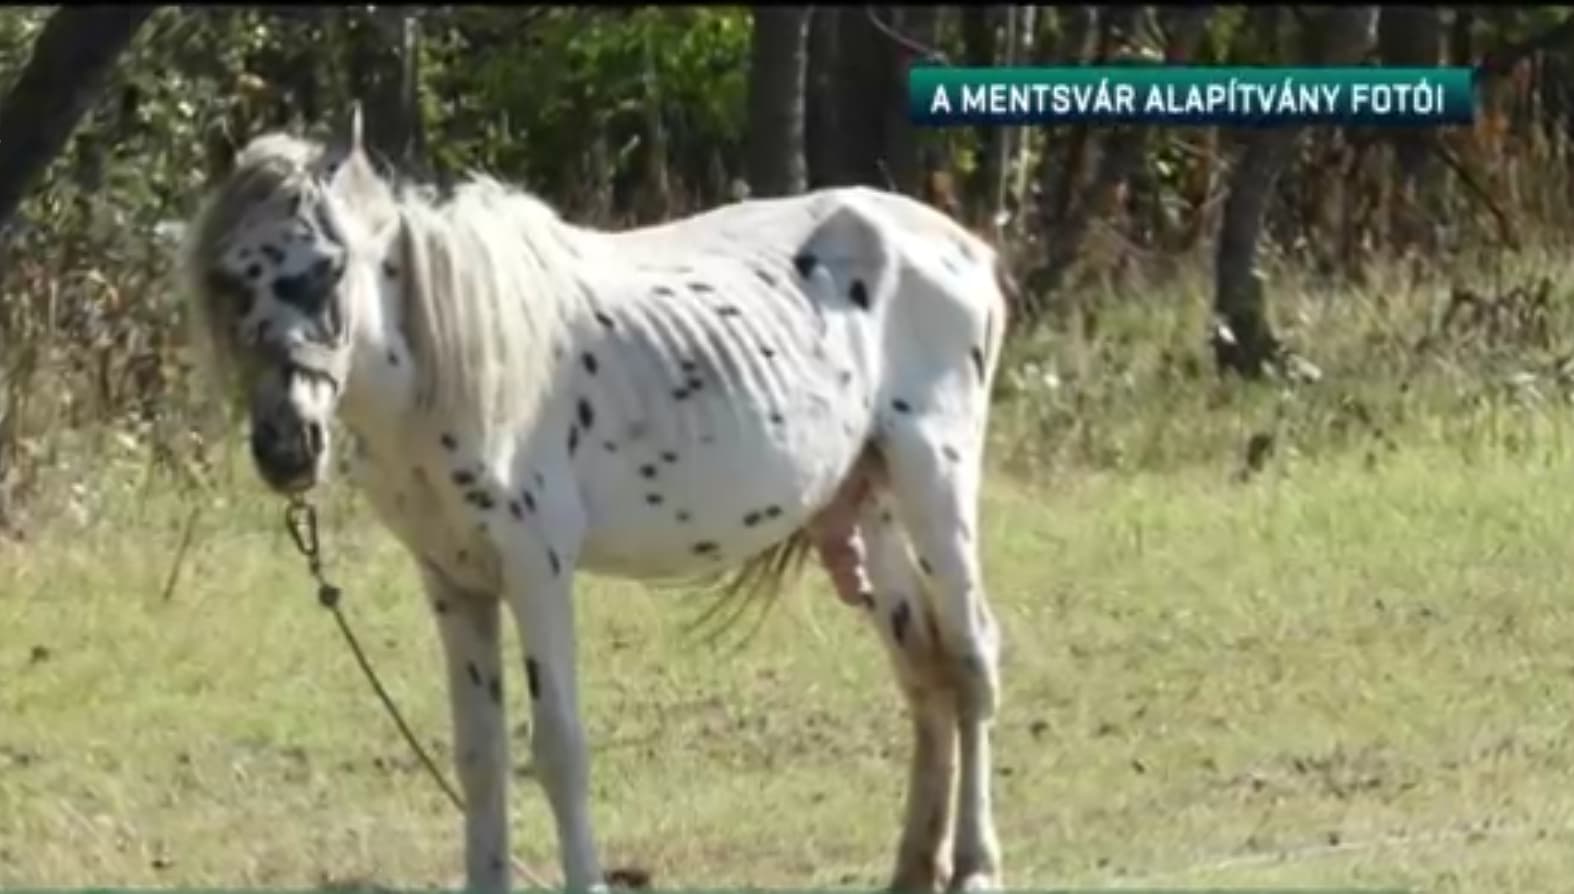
393, 175, 579, 453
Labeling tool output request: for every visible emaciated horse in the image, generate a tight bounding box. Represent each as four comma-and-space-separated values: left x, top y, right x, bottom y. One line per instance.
179, 111, 1012, 893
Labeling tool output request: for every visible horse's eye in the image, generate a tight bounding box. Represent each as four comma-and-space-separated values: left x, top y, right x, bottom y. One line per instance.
271, 253, 344, 314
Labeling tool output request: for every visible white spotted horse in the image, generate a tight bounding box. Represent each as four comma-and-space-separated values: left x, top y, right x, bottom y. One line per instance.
180, 111, 1013, 893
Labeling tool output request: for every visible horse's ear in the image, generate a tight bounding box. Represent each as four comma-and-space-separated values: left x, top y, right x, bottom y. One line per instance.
348, 101, 366, 161
329, 101, 397, 230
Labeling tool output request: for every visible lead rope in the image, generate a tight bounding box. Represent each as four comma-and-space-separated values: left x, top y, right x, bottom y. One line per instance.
283, 496, 551, 889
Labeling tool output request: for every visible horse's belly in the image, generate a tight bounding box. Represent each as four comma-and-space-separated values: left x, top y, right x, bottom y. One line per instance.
575, 403, 869, 581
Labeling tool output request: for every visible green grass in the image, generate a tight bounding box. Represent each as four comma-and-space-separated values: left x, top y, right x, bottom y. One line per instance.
9, 247, 1574, 892
6, 425, 1574, 892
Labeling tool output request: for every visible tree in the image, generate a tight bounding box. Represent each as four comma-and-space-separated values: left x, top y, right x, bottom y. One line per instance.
1024, 7, 1212, 323
744, 6, 810, 198
1378, 6, 1443, 253
807, 6, 933, 194
342, 5, 424, 174
0, 5, 157, 236
1211, 6, 1377, 379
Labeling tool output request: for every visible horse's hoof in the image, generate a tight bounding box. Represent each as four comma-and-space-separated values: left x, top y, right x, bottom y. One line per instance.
604, 866, 653, 890
888, 863, 950, 893
946, 872, 1001, 892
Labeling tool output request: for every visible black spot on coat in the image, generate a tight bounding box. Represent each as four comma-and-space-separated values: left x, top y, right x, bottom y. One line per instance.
891, 601, 911, 644
849, 279, 870, 310
525, 658, 541, 699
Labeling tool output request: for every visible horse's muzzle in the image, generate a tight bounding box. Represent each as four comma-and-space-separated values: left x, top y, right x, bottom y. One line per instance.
251, 413, 326, 494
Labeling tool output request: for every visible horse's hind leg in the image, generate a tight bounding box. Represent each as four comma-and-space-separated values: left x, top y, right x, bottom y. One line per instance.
843, 488, 960, 892
809, 449, 960, 890
876, 412, 1002, 891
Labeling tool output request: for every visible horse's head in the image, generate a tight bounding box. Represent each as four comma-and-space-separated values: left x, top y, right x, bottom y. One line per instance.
183, 106, 399, 495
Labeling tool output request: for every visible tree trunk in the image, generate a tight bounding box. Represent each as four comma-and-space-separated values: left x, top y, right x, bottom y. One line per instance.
0, 5, 156, 237
1212, 6, 1377, 379
1378, 6, 1443, 253
1449, 7, 1474, 66
881, 6, 940, 197
804, 6, 841, 188
637, 21, 672, 220
1039, 6, 1102, 237
745, 6, 810, 198
832, 6, 893, 187
1023, 7, 1212, 323
960, 6, 1003, 228
398, 9, 427, 174
814, 5, 934, 192
343, 5, 421, 172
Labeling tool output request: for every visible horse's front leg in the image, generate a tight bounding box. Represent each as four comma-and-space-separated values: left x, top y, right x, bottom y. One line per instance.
497, 482, 605, 892
421, 563, 511, 893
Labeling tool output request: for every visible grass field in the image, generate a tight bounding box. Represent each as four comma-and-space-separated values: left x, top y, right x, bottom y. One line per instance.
7, 428, 1574, 892
8, 255, 1574, 892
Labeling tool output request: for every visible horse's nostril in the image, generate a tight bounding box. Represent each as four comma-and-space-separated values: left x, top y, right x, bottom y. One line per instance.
254, 419, 279, 447
305, 420, 325, 456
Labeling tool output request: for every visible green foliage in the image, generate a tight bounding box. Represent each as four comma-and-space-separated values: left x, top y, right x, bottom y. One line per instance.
3, 3, 1574, 532
423, 6, 750, 208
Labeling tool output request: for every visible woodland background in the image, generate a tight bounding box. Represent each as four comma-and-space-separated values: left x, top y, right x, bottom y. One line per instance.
7, 9, 1574, 889
1, 4, 1573, 527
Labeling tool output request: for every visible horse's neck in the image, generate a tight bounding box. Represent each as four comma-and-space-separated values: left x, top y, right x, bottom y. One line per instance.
336, 263, 423, 452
